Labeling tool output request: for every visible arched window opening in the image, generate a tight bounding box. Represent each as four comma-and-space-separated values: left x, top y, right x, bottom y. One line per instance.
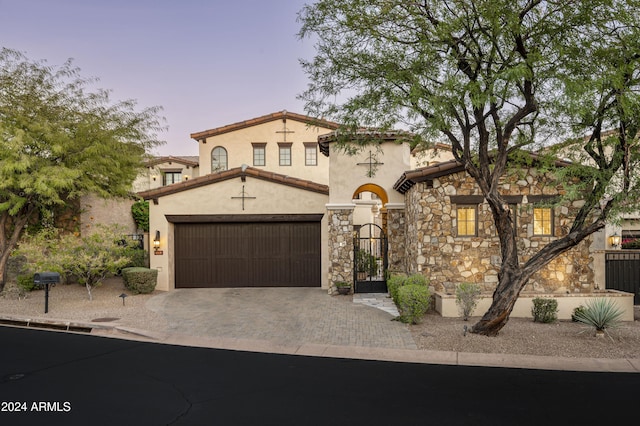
211, 147, 228, 172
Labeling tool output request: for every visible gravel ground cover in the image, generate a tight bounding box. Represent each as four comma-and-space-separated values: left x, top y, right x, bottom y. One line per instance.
410, 309, 640, 359
1, 278, 638, 359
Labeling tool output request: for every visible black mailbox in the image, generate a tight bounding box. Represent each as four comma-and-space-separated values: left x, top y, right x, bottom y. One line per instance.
34, 272, 61, 285
34, 272, 60, 314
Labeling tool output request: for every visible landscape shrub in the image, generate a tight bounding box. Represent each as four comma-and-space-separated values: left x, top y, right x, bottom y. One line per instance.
122, 267, 158, 294
571, 305, 586, 322
572, 298, 623, 334
531, 297, 558, 323
387, 273, 407, 305
397, 284, 431, 324
455, 282, 482, 321
122, 247, 147, 269
16, 274, 38, 292
404, 273, 429, 287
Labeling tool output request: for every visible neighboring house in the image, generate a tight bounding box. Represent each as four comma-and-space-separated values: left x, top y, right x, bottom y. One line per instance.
80, 156, 200, 238
132, 156, 200, 193
137, 110, 621, 299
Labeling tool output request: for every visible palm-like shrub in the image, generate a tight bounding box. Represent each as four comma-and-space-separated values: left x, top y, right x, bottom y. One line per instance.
573, 298, 624, 336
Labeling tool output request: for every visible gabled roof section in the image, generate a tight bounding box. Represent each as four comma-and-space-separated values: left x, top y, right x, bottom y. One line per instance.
137, 166, 329, 200
190, 110, 341, 141
145, 156, 199, 168
393, 152, 574, 194
318, 130, 414, 156
393, 160, 465, 194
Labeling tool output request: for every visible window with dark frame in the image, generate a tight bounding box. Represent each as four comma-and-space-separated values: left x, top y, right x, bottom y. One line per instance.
457, 205, 477, 236
278, 143, 292, 166
304, 143, 317, 166
163, 171, 182, 186
211, 146, 228, 172
533, 207, 553, 236
252, 143, 266, 166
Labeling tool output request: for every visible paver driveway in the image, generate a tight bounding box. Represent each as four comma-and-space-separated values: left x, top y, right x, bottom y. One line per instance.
145, 288, 417, 349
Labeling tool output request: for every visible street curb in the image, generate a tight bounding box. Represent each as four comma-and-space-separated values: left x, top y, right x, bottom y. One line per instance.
1, 314, 638, 373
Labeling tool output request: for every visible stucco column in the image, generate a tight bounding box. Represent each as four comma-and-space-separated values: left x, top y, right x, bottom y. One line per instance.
326, 204, 355, 294
386, 203, 406, 274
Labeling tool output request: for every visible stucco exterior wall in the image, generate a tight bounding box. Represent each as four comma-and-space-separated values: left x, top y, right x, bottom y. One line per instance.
148, 176, 329, 291
198, 119, 332, 184
80, 194, 137, 236
404, 169, 595, 293
133, 160, 200, 193
328, 141, 410, 205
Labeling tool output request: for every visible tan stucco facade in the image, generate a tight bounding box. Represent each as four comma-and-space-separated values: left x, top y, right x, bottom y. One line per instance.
133, 157, 200, 193
195, 112, 337, 185
145, 172, 329, 291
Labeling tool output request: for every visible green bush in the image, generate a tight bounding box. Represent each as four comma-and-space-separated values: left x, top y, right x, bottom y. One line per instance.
122, 248, 147, 268
131, 200, 150, 232
397, 284, 431, 324
455, 282, 482, 321
387, 273, 407, 305
122, 267, 158, 294
531, 297, 558, 323
571, 305, 586, 322
17, 274, 38, 292
405, 273, 429, 287
573, 298, 624, 333
356, 249, 378, 275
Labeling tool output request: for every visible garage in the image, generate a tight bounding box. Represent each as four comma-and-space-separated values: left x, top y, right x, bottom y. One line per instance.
172, 215, 322, 288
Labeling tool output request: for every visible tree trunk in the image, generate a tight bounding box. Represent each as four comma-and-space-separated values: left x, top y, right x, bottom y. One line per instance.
0, 250, 10, 292
470, 267, 529, 336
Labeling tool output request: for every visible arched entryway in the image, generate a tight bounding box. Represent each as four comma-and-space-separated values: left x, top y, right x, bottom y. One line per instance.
353, 223, 388, 293
352, 183, 389, 233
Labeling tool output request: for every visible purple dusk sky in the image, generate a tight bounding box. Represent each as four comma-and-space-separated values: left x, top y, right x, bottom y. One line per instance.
0, 0, 316, 155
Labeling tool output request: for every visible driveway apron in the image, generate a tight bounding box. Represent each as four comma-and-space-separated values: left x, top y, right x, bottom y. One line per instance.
145, 288, 417, 349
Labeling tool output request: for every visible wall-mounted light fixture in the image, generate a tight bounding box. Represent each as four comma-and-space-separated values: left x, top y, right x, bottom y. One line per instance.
153, 230, 162, 254
609, 232, 621, 248
152, 174, 157, 181
184, 175, 189, 181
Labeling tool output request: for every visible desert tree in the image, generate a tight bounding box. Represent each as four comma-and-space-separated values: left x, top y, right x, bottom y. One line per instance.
0, 48, 164, 290
298, 0, 640, 335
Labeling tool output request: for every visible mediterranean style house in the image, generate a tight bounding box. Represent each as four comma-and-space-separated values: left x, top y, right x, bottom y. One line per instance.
135, 110, 632, 303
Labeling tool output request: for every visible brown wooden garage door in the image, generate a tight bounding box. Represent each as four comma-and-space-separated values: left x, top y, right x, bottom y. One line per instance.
174, 218, 321, 288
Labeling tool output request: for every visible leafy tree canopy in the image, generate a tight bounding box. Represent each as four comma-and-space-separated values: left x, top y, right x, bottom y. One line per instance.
299, 0, 640, 335
0, 48, 165, 289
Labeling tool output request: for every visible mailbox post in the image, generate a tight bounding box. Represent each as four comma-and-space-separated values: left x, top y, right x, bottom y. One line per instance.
34, 272, 61, 314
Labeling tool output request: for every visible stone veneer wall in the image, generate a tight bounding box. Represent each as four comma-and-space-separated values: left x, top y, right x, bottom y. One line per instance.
327, 208, 354, 294
404, 169, 594, 294
386, 207, 406, 273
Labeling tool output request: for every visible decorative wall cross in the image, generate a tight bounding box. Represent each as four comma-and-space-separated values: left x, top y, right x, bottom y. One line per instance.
231, 185, 256, 210
357, 150, 384, 177
275, 117, 295, 142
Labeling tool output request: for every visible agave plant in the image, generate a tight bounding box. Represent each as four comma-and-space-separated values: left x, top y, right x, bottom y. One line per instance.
573, 298, 624, 338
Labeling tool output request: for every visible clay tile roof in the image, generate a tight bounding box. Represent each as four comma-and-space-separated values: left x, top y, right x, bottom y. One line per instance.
393, 152, 573, 194
145, 155, 199, 167
190, 110, 340, 141
137, 166, 329, 200
318, 129, 414, 157
393, 160, 465, 194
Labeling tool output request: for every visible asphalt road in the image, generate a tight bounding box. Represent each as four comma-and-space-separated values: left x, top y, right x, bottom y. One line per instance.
0, 326, 638, 426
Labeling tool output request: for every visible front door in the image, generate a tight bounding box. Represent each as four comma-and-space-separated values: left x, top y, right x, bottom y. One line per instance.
353, 223, 388, 293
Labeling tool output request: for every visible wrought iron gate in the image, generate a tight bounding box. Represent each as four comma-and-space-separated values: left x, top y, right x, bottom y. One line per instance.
606, 251, 640, 304
353, 223, 388, 293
